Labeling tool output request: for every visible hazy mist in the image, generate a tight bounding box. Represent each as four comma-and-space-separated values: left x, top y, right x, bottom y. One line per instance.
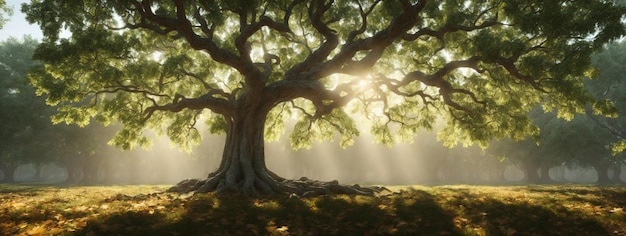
3, 129, 624, 186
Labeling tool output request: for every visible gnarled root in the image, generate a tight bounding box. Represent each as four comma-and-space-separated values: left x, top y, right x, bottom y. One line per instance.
166, 176, 389, 198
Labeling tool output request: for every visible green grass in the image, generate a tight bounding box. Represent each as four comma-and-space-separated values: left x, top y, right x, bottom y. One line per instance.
1, 184, 625, 235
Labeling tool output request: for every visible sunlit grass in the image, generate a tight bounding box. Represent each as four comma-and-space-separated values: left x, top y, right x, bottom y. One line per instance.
1, 184, 625, 235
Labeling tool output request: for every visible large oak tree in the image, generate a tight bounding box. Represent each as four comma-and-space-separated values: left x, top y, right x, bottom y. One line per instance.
24, 0, 626, 196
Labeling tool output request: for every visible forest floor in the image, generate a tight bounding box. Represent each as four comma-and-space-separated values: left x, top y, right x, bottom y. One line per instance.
0, 183, 625, 235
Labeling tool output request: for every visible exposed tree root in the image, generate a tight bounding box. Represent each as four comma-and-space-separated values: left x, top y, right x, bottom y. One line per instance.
167, 176, 390, 198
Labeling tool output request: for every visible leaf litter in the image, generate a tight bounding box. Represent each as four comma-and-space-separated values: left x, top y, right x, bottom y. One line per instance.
1, 184, 626, 235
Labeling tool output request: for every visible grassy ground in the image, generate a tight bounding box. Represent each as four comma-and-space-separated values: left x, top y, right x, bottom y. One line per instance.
1, 184, 625, 235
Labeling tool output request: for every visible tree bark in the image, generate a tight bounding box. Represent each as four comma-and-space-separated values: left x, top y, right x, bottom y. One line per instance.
206, 106, 281, 196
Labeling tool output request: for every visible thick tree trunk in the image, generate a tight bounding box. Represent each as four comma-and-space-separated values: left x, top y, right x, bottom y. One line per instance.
204, 109, 282, 196
167, 103, 385, 197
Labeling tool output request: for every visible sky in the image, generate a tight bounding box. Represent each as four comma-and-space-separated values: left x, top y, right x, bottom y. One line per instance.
0, 0, 42, 41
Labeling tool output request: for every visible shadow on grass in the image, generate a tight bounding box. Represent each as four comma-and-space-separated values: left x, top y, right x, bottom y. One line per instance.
75, 189, 462, 235
444, 188, 609, 235
526, 186, 626, 206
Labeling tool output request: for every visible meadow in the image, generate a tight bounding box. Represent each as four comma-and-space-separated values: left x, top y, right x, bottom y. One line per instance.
1, 184, 625, 235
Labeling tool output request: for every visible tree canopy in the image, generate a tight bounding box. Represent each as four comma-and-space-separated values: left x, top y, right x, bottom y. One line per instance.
0, 0, 11, 28
24, 0, 626, 195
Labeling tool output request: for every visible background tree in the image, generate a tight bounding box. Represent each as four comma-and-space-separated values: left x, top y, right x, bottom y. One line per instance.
0, 36, 109, 183
24, 0, 626, 196
0, 36, 48, 182
545, 115, 624, 183
537, 114, 610, 183
489, 137, 546, 183
489, 108, 625, 184
586, 41, 626, 155
48, 123, 113, 184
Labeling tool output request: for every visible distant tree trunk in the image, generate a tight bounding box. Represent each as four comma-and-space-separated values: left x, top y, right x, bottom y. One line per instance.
592, 162, 611, 184
522, 161, 540, 184
65, 166, 83, 184
0, 164, 17, 183
539, 165, 553, 183
490, 163, 506, 183
35, 162, 43, 180
80, 159, 102, 184
63, 157, 84, 184
610, 164, 624, 183
35, 162, 49, 180
551, 166, 566, 182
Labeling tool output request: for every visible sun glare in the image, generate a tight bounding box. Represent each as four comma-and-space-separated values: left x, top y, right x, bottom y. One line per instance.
356, 79, 370, 89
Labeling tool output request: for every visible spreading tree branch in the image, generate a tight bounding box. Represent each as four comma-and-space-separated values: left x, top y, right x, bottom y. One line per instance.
142, 93, 235, 123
